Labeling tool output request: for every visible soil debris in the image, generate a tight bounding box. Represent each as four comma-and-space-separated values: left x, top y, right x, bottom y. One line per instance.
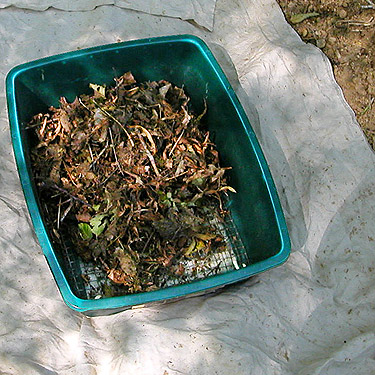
277, 0, 375, 148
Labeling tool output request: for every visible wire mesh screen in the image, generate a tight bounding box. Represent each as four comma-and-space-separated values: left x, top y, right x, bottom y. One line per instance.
59, 211, 250, 300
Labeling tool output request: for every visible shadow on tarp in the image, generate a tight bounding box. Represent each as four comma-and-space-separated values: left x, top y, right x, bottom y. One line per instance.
1, 4, 311, 374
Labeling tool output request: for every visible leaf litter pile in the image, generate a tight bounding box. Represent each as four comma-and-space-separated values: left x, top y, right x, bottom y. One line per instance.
29, 72, 237, 297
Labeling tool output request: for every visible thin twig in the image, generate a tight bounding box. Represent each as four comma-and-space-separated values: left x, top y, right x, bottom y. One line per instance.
130, 125, 157, 154
25, 119, 52, 130
194, 99, 207, 124
90, 140, 109, 169
57, 198, 73, 206
164, 170, 189, 181
169, 129, 185, 157
79, 97, 92, 112
98, 257, 110, 272
60, 199, 74, 222
64, 165, 78, 187
88, 143, 94, 163
57, 197, 61, 229
50, 120, 62, 142
336, 17, 374, 27
137, 132, 160, 177
39, 181, 92, 207
39, 117, 47, 137
98, 169, 117, 186
359, 97, 374, 116
142, 230, 155, 253
122, 169, 144, 185
108, 126, 124, 176
92, 99, 134, 147
362, 0, 375, 9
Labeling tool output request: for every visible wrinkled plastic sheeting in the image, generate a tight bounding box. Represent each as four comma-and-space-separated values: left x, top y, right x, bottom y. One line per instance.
0, 0, 217, 30
1, 0, 375, 374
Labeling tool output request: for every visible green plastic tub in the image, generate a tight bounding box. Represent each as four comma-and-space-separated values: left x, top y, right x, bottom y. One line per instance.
6, 35, 290, 316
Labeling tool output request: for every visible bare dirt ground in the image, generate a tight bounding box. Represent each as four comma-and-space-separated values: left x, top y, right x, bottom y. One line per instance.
276, 0, 375, 148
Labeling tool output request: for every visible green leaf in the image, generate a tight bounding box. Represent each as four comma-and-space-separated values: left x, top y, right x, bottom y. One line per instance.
195, 239, 206, 251
156, 190, 167, 201
290, 12, 319, 24
90, 214, 106, 227
90, 214, 107, 237
184, 238, 196, 256
92, 204, 101, 212
78, 223, 93, 240
191, 177, 205, 187
91, 222, 106, 237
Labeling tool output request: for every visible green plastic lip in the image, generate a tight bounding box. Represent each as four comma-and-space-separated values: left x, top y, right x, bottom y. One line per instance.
6, 34, 291, 313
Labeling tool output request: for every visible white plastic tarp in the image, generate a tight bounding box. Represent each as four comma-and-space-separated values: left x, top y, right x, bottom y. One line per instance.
1, 1, 375, 374
0, 0, 216, 30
